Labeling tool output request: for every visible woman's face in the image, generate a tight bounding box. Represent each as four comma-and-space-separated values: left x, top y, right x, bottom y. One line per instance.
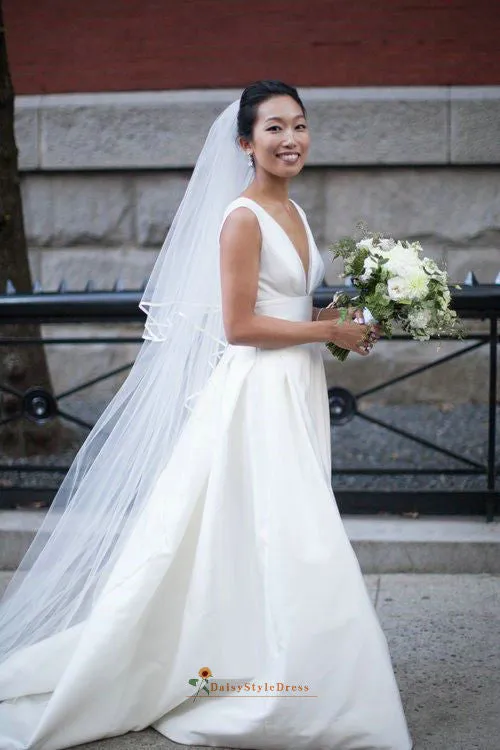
241, 95, 310, 178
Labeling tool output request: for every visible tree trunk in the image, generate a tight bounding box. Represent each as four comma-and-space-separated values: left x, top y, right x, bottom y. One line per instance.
0, 0, 67, 456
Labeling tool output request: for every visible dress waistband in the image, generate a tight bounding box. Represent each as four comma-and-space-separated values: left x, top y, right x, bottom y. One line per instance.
253, 295, 312, 322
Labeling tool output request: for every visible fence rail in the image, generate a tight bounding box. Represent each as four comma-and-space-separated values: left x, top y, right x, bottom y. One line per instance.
0, 278, 498, 520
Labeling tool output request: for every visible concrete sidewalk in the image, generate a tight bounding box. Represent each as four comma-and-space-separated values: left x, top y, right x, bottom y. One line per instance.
0, 572, 498, 750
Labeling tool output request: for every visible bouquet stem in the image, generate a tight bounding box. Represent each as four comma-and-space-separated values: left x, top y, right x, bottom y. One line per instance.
326, 342, 350, 361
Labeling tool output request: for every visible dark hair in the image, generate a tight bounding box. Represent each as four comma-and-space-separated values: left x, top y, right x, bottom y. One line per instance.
237, 80, 307, 141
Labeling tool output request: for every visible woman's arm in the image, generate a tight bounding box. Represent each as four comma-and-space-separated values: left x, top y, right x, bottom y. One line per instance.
312, 305, 365, 323
312, 305, 341, 321
219, 207, 372, 353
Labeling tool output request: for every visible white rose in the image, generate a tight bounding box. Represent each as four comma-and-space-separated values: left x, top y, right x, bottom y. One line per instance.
387, 276, 412, 302
384, 247, 421, 279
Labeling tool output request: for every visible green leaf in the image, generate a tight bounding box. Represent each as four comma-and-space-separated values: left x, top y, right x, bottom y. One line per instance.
188, 679, 198, 687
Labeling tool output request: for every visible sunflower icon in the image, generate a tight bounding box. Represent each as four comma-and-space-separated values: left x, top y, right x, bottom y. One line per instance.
188, 666, 213, 701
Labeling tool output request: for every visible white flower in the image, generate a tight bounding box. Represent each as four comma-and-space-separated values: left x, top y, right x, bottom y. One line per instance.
406, 271, 430, 300
408, 308, 432, 329
423, 257, 446, 280
423, 257, 439, 273
359, 255, 379, 282
357, 238, 375, 252
387, 277, 412, 302
387, 272, 429, 303
438, 288, 452, 309
379, 244, 422, 279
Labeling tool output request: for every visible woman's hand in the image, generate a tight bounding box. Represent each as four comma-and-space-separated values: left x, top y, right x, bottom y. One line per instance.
317, 318, 378, 356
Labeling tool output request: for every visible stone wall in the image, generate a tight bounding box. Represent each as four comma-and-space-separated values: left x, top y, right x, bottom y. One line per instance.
13, 87, 500, 404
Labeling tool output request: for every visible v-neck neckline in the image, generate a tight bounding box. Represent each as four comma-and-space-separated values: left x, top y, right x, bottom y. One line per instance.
242, 197, 311, 292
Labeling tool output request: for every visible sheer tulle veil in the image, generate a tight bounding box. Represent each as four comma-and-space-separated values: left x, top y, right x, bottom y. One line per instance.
0, 97, 253, 663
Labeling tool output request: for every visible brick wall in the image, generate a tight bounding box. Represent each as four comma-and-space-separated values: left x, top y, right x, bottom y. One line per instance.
5, 0, 500, 94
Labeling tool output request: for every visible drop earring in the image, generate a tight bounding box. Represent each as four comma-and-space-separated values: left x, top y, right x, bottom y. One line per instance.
247, 152, 254, 168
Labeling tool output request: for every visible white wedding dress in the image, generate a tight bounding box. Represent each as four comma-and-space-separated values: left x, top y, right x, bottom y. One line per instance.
0, 197, 413, 750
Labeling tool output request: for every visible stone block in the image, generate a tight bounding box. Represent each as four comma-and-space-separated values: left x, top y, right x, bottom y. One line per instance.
451, 87, 500, 164
135, 173, 190, 246
290, 169, 327, 245
302, 88, 448, 165
21, 174, 134, 247
39, 247, 158, 291
27, 249, 41, 283
324, 167, 500, 248
21, 175, 53, 246
134, 168, 328, 249
13, 88, 457, 171
15, 88, 500, 172
42, 323, 142, 399
444, 248, 500, 286
39, 90, 237, 169
14, 97, 40, 169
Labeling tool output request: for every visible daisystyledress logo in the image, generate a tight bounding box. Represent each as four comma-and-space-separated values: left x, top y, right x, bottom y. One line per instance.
188, 666, 314, 701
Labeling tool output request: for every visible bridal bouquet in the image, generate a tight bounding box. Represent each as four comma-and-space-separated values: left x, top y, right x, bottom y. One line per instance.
326, 230, 462, 361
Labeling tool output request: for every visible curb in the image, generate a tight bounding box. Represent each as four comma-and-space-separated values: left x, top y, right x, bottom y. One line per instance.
1, 511, 499, 574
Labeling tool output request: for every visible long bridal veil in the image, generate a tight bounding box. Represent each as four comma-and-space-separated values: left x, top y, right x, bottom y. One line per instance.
0, 97, 253, 664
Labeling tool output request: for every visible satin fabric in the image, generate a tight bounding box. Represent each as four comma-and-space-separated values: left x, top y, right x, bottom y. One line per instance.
0, 197, 413, 749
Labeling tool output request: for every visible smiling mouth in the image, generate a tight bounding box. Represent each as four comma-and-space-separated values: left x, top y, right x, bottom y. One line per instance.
276, 152, 300, 164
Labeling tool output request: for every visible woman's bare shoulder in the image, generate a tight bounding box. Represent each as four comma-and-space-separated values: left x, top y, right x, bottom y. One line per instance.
220, 204, 260, 242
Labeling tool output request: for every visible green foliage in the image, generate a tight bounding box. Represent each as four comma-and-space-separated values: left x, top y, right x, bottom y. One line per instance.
329, 237, 357, 261
347, 248, 369, 278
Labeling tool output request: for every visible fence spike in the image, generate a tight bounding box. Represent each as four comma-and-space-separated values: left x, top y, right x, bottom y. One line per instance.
463, 271, 478, 286
5, 279, 16, 294
32, 279, 43, 292
113, 278, 124, 292
85, 280, 95, 292
58, 279, 68, 293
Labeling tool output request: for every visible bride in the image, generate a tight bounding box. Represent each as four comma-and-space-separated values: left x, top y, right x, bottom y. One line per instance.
0, 80, 413, 749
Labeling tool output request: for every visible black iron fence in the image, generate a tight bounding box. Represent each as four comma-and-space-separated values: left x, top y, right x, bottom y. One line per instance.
0, 277, 498, 520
